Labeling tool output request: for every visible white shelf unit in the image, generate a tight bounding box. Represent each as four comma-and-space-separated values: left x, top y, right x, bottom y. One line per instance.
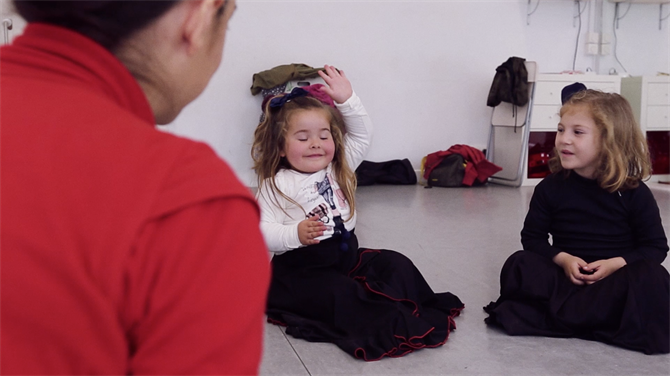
621, 76, 670, 182
522, 74, 622, 186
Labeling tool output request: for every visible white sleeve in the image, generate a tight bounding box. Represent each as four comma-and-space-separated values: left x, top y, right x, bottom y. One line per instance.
336, 92, 373, 170
256, 180, 303, 253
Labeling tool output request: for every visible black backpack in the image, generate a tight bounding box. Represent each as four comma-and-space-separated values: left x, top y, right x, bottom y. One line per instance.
426, 154, 466, 188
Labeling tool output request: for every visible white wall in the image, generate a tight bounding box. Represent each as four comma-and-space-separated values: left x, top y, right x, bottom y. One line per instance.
3, 1, 668, 186
164, 0, 669, 186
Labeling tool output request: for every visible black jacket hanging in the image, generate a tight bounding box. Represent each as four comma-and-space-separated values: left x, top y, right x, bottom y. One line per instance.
486, 57, 529, 107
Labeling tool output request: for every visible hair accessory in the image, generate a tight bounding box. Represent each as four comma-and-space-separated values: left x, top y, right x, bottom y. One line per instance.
301, 84, 336, 108
561, 82, 587, 104
269, 87, 309, 109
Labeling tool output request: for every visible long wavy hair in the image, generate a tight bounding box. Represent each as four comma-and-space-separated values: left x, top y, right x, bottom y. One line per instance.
251, 95, 357, 220
548, 89, 651, 192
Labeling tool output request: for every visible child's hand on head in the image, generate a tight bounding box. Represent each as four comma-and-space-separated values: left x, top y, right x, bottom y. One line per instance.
298, 216, 327, 246
317, 64, 353, 104
579, 257, 627, 285
552, 252, 589, 285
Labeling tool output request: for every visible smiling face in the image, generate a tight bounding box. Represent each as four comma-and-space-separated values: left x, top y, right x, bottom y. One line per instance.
555, 105, 602, 179
281, 108, 336, 174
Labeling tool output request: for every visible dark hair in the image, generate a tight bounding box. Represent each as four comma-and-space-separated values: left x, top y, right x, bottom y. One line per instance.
13, 0, 179, 51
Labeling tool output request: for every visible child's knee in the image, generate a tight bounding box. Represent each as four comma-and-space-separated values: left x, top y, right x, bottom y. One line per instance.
625, 260, 669, 289
502, 250, 545, 273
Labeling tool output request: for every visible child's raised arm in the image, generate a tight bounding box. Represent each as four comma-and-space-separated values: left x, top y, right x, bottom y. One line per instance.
318, 65, 353, 104
317, 64, 372, 171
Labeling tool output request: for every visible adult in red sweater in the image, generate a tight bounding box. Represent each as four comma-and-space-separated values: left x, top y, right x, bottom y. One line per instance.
1, 0, 270, 374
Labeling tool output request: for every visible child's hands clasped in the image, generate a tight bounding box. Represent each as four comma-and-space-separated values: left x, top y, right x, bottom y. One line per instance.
317, 65, 353, 104
578, 257, 627, 285
553, 252, 589, 285
553, 252, 627, 285
298, 216, 328, 246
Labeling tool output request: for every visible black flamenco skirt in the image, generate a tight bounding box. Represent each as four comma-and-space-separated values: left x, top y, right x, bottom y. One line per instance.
484, 250, 670, 355
266, 231, 464, 361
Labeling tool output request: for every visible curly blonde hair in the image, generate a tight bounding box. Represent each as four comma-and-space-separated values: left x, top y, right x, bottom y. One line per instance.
548, 89, 651, 192
251, 95, 357, 220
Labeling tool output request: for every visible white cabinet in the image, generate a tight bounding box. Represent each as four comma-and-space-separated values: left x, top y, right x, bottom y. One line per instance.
522, 74, 621, 186
622, 76, 670, 130
621, 76, 670, 181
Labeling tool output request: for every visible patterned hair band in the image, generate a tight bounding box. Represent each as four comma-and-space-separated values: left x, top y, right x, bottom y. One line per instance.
268, 85, 336, 110
269, 87, 309, 109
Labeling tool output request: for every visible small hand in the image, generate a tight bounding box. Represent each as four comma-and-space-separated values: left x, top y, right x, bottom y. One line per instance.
552, 252, 588, 285
298, 216, 327, 246
580, 257, 626, 285
317, 64, 353, 104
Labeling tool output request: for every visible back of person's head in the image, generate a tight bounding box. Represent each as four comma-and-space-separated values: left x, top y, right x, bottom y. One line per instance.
12, 0, 179, 52
550, 89, 651, 192
252, 92, 357, 220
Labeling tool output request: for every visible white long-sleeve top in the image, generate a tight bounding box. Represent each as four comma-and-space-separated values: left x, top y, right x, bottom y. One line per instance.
256, 92, 373, 253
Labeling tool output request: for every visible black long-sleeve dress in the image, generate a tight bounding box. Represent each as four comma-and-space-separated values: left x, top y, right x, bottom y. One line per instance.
485, 171, 669, 354
267, 232, 464, 361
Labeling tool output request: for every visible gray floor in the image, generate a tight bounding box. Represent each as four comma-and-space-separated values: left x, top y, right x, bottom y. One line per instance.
259, 182, 670, 376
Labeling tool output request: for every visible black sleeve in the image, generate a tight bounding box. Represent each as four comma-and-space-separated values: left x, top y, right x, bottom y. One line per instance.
622, 183, 669, 265
521, 178, 563, 259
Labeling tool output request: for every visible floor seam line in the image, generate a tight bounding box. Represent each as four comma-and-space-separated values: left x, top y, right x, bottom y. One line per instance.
280, 327, 312, 376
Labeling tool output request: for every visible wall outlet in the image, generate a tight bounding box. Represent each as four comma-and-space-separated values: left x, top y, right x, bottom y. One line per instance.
601, 33, 612, 44
586, 42, 600, 55
600, 44, 612, 55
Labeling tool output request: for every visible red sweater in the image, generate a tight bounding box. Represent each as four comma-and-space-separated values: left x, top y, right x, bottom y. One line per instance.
1, 23, 270, 375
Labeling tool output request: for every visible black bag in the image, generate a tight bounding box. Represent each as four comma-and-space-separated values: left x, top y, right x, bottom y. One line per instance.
427, 154, 465, 187
355, 159, 417, 186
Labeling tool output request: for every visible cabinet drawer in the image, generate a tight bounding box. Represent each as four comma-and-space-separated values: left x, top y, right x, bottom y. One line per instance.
534, 80, 619, 106
646, 106, 670, 130
530, 104, 561, 131
533, 82, 569, 105
585, 81, 619, 94
647, 83, 670, 106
